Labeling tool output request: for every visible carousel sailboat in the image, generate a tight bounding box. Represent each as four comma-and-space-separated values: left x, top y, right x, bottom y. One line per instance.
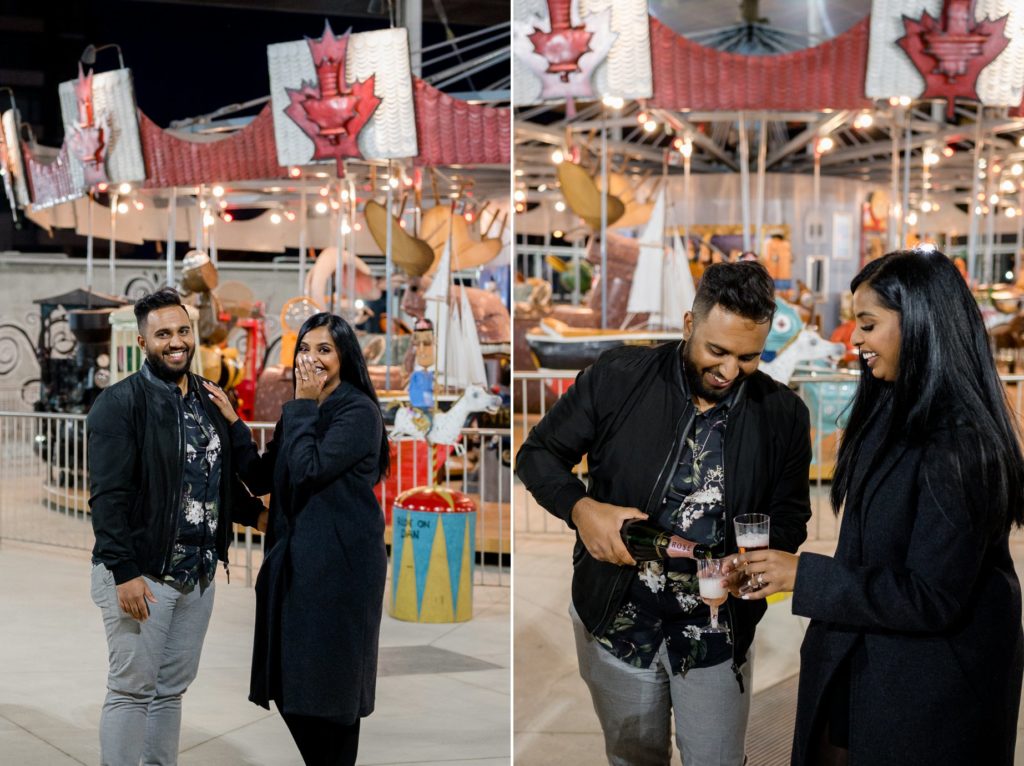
526, 184, 695, 370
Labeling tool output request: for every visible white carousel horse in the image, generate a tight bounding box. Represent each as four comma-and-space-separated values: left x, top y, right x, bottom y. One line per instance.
390, 384, 503, 455
759, 328, 845, 385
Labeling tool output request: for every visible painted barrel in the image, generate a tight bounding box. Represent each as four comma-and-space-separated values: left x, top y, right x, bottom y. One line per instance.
389, 486, 476, 623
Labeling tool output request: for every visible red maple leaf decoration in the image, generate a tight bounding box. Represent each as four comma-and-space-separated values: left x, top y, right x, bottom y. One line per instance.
68, 63, 109, 187
528, 0, 593, 83
284, 21, 381, 172
898, 0, 1010, 118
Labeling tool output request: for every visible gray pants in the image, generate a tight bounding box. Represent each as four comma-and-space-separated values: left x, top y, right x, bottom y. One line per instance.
91, 564, 215, 766
571, 604, 751, 766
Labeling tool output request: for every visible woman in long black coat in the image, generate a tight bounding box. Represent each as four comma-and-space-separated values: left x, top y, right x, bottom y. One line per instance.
205, 312, 389, 766
731, 249, 1024, 765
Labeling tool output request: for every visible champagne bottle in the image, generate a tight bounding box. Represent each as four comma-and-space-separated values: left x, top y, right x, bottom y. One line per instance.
619, 519, 711, 562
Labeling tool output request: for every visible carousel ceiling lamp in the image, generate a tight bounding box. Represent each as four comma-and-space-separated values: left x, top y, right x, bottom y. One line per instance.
643, 119, 658, 133
923, 149, 940, 166
1013, 163, 1024, 176
907, 211, 918, 226
319, 186, 330, 196
212, 185, 225, 197
219, 199, 228, 210
289, 167, 302, 178
514, 168, 525, 177
553, 229, 564, 238
116, 201, 129, 214
602, 95, 624, 110
118, 182, 132, 195
354, 222, 362, 231
199, 199, 208, 210
132, 199, 144, 211
853, 112, 874, 129
514, 189, 527, 203
314, 201, 328, 214
993, 164, 1002, 174
1019, 136, 1024, 148
341, 189, 350, 202
921, 200, 934, 212
815, 136, 835, 154
555, 200, 567, 212
203, 210, 215, 227
990, 193, 1000, 205
388, 177, 400, 189
1006, 207, 1017, 218
538, 183, 548, 192
975, 205, 984, 214
551, 149, 565, 164
284, 210, 297, 222
270, 212, 283, 224
222, 212, 234, 223
942, 146, 955, 158
1001, 179, 1016, 193
96, 182, 108, 192
341, 221, 351, 234
636, 111, 649, 125
330, 199, 340, 210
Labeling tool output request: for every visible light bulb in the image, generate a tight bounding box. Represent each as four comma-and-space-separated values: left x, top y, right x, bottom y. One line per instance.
212, 185, 224, 197
554, 200, 566, 212
270, 212, 282, 224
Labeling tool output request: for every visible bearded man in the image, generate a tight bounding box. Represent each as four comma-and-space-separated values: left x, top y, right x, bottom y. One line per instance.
516, 261, 812, 766
87, 288, 264, 766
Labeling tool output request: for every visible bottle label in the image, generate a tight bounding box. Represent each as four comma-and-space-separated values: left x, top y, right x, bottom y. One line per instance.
666, 538, 693, 558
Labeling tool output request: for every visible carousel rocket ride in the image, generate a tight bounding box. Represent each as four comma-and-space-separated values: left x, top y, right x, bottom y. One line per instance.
1, 20, 512, 562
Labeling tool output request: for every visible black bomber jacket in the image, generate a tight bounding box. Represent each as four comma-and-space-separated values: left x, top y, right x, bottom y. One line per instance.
516, 341, 812, 671
88, 362, 263, 584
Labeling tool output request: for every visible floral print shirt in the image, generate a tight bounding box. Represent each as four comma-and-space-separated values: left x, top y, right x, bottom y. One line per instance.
597, 389, 733, 675
164, 386, 221, 591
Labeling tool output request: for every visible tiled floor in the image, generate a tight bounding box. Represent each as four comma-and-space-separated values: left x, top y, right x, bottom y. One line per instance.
0, 541, 510, 766
513, 487, 1024, 765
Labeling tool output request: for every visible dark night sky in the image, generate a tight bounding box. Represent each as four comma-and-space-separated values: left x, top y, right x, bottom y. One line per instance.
0, 0, 508, 255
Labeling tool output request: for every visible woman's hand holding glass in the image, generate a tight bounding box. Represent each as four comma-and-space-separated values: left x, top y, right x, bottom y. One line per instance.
723, 549, 800, 600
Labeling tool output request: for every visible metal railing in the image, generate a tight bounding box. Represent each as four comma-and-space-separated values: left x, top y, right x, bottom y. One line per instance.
514, 367, 1024, 542
0, 413, 510, 588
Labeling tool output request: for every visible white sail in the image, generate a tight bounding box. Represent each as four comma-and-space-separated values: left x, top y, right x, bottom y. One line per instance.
651, 231, 695, 329
423, 237, 487, 389
625, 186, 667, 316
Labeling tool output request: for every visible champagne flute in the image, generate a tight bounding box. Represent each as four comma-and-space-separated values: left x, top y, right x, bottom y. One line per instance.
696, 557, 729, 634
734, 513, 770, 592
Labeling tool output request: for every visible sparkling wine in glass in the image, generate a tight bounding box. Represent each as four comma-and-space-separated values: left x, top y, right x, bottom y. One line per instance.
734, 513, 770, 592
696, 557, 729, 634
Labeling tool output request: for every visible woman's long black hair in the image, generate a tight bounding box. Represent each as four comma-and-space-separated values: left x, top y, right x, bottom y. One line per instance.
831, 249, 1024, 532
294, 312, 390, 482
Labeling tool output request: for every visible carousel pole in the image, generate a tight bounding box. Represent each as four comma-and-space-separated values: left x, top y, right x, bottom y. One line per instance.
600, 107, 608, 330
109, 192, 118, 295
755, 120, 767, 254
334, 180, 343, 315
347, 178, 357, 321
1017, 184, 1023, 281
901, 109, 912, 246
890, 107, 901, 252
968, 106, 984, 283
298, 186, 308, 296
166, 188, 177, 287
739, 112, 752, 252
384, 161, 395, 390
683, 136, 692, 256
86, 190, 94, 293
983, 143, 996, 285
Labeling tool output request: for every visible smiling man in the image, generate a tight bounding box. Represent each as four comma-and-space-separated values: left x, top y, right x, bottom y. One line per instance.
517, 261, 812, 766
87, 288, 265, 766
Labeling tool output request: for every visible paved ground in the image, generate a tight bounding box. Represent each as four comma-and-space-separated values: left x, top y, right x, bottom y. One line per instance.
0, 541, 510, 766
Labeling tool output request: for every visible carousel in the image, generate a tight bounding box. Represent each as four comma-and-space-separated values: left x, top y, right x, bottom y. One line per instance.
512, 0, 1024, 474
0, 19, 512, 570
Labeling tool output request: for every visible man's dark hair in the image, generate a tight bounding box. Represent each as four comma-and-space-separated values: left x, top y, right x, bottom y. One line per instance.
691, 261, 776, 324
134, 288, 185, 331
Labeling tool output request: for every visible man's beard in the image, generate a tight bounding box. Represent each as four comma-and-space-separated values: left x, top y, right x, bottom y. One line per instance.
146, 345, 194, 383
682, 346, 741, 403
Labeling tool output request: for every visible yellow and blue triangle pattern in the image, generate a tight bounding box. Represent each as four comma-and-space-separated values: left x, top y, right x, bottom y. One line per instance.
390, 507, 476, 623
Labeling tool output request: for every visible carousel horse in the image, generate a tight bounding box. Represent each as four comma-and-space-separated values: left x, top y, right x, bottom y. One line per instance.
759, 328, 845, 385
759, 297, 844, 385
390, 384, 503, 455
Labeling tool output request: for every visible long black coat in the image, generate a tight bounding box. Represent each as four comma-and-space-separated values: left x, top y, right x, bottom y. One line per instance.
230, 382, 387, 723
791, 425, 1024, 765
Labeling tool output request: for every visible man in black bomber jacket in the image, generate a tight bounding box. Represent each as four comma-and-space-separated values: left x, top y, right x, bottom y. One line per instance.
88, 288, 265, 766
517, 262, 812, 766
